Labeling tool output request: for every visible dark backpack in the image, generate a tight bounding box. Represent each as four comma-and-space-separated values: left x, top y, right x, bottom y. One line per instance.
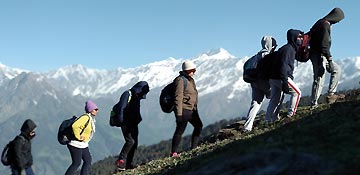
296, 33, 311, 62
1, 135, 25, 166
57, 115, 90, 145
256, 51, 278, 80
109, 90, 132, 127
159, 76, 187, 113
243, 52, 263, 83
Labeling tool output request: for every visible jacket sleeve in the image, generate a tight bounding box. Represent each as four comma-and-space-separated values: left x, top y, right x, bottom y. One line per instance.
114, 91, 130, 123
72, 115, 90, 140
13, 137, 26, 168
174, 77, 184, 116
320, 22, 332, 58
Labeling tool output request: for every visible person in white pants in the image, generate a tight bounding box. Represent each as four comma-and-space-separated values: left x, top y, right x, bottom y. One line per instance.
243, 36, 277, 132
265, 29, 303, 122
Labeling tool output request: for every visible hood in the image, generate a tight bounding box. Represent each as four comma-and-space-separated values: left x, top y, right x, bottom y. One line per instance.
261, 36, 277, 52
287, 29, 303, 49
131, 81, 150, 98
323, 7, 345, 24
20, 119, 37, 135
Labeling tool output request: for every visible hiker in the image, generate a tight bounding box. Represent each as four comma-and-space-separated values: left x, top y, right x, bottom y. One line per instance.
266, 29, 303, 122
243, 36, 277, 132
65, 100, 99, 175
10, 119, 37, 175
115, 81, 150, 171
170, 60, 203, 157
309, 7, 345, 109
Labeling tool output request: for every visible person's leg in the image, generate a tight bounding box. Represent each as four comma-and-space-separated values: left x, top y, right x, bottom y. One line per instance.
287, 78, 301, 117
310, 53, 326, 107
265, 79, 282, 122
189, 110, 203, 149
118, 125, 136, 161
11, 167, 21, 175
243, 84, 265, 131
25, 167, 35, 175
126, 126, 138, 168
80, 147, 92, 175
171, 110, 191, 154
65, 145, 82, 175
327, 60, 341, 95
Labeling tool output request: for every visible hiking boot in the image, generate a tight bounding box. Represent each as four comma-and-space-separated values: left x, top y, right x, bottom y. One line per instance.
326, 94, 345, 104
115, 159, 126, 171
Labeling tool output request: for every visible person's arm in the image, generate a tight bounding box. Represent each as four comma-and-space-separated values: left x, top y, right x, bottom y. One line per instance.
13, 136, 26, 169
72, 115, 89, 141
320, 22, 332, 60
174, 77, 184, 116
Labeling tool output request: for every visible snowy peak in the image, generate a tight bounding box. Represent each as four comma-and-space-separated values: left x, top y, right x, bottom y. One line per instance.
0, 62, 27, 80
196, 48, 236, 61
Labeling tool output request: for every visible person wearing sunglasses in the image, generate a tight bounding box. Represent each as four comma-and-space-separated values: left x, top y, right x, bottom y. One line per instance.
65, 100, 99, 175
170, 60, 203, 157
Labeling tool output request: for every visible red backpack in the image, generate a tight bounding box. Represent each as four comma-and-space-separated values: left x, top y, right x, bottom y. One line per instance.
296, 33, 311, 62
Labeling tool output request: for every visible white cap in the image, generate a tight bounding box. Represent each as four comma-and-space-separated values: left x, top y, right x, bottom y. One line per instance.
182, 60, 196, 71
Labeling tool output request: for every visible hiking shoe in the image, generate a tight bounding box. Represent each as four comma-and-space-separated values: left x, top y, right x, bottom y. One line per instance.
326, 94, 345, 104
170, 152, 179, 157
115, 159, 126, 171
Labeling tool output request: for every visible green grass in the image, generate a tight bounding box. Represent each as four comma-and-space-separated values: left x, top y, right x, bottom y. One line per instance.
114, 90, 360, 175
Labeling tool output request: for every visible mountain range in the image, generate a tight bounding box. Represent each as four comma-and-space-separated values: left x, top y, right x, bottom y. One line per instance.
0, 48, 359, 174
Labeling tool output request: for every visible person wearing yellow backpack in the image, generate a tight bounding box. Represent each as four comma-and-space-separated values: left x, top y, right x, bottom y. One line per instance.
65, 100, 99, 175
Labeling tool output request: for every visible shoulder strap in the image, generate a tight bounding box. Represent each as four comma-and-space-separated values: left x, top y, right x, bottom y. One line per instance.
127, 90, 132, 103
79, 115, 91, 135
180, 76, 187, 90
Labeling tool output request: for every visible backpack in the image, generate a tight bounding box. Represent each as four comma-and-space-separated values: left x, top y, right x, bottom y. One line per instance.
243, 52, 263, 83
159, 76, 187, 113
1, 135, 25, 166
256, 51, 278, 80
109, 90, 132, 127
57, 115, 90, 145
296, 20, 328, 63
296, 33, 311, 62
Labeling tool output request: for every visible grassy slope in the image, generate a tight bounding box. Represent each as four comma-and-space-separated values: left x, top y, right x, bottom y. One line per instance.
114, 89, 360, 175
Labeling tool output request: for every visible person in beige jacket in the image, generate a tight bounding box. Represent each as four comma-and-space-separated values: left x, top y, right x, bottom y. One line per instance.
171, 60, 203, 157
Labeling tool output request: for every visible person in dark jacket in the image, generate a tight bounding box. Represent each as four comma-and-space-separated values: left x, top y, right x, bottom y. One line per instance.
171, 60, 203, 157
309, 7, 345, 109
11, 119, 37, 175
115, 81, 149, 171
266, 29, 303, 122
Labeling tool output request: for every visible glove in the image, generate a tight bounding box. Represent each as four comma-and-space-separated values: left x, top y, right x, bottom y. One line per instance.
282, 80, 290, 94
326, 60, 335, 73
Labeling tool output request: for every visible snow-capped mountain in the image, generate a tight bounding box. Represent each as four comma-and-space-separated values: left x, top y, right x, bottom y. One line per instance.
0, 48, 359, 175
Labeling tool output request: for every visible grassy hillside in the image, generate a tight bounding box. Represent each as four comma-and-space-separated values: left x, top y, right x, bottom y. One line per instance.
93, 89, 360, 175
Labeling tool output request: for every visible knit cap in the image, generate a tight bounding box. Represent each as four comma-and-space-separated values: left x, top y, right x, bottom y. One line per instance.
85, 100, 98, 113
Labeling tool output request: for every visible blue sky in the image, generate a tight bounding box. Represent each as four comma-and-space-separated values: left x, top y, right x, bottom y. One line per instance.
0, 0, 359, 72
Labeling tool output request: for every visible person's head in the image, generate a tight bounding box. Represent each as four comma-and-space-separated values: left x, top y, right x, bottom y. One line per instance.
323, 7, 345, 25
261, 36, 277, 53
287, 29, 304, 48
85, 100, 99, 116
20, 119, 37, 139
182, 60, 196, 77
131, 81, 150, 99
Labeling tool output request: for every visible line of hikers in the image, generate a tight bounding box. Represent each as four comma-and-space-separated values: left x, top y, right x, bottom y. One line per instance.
2, 7, 345, 175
